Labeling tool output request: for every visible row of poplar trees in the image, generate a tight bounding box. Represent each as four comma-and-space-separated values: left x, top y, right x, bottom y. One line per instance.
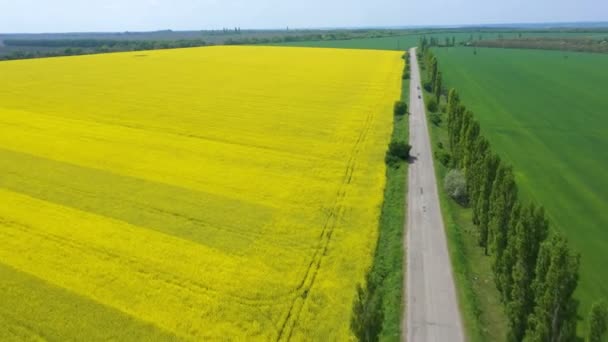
418, 35, 457, 51
420, 47, 443, 104
423, 48, 585, 342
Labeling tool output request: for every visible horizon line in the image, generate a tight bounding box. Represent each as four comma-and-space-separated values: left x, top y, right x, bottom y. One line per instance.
1, 20, 607, 36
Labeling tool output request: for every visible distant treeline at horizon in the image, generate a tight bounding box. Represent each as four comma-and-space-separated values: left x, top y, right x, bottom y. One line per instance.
2, 26, 608, 61
469, 36, 608, 54
0, 29, 404, 60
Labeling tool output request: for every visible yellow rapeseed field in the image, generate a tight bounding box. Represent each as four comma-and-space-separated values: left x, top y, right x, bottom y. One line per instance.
0, 46, 403, 340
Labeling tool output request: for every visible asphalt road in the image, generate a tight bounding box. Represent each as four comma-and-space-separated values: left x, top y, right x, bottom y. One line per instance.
404, 48, 465, 342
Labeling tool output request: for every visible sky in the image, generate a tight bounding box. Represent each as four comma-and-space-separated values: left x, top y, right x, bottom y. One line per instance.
0, 0, 606, 33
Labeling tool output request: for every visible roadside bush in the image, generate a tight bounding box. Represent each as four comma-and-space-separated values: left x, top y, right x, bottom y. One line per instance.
430, 112, 442, 126
423, 82, 433, 92
389, 141, 411, 159
435, 150, 451, 167
440, 104, 447, 113
444, 169, 468, 206
351, 282, 383, 342
385, 141, 411, 167
426, 97, 438, 112
394, 101, 407, 116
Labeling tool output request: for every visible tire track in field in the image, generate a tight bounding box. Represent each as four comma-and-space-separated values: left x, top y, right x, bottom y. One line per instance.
275, 112, 374, 341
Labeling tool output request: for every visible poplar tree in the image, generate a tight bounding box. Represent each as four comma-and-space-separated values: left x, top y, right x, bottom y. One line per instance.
447, 88, 460, 114
477, 154, 501, 254
450, 105, 466, 158
434, 71, 443, 103
532, 206, 550, 258
588, 300, 608, 342
455, 110, 473, 167
446, 88, 460, 145
502, 202, 522, 303
524, 234, 580, 342
429, 56, 438, 87
462, 119, 481, 173
490, 165, 518, 293
469, 136, 490, 217
506, 204, 549, 341
423, 49, 432, 69
419, 36, 428, 55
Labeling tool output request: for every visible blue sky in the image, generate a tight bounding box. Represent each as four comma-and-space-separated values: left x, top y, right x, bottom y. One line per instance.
0, 0, 606, 33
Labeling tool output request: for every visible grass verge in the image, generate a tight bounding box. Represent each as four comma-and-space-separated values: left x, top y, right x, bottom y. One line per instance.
367, 78, 409, 341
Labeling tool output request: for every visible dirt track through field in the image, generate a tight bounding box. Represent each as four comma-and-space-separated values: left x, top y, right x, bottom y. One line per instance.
403, 47, 464, 342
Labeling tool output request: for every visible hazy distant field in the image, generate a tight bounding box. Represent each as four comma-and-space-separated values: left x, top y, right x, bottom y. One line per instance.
273, 31, 608, 50
0, 46, 403, 340
433, 46, 608, 319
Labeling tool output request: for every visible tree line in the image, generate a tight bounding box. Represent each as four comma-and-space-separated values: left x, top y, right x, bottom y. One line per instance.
0, 30, 405, 61
0, 39, 210, 61
3, 38, 204, 48
421, 47, 607, 342
223, 30, 401, 45
418, 35, 457, 50
469, 37, 608, 54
